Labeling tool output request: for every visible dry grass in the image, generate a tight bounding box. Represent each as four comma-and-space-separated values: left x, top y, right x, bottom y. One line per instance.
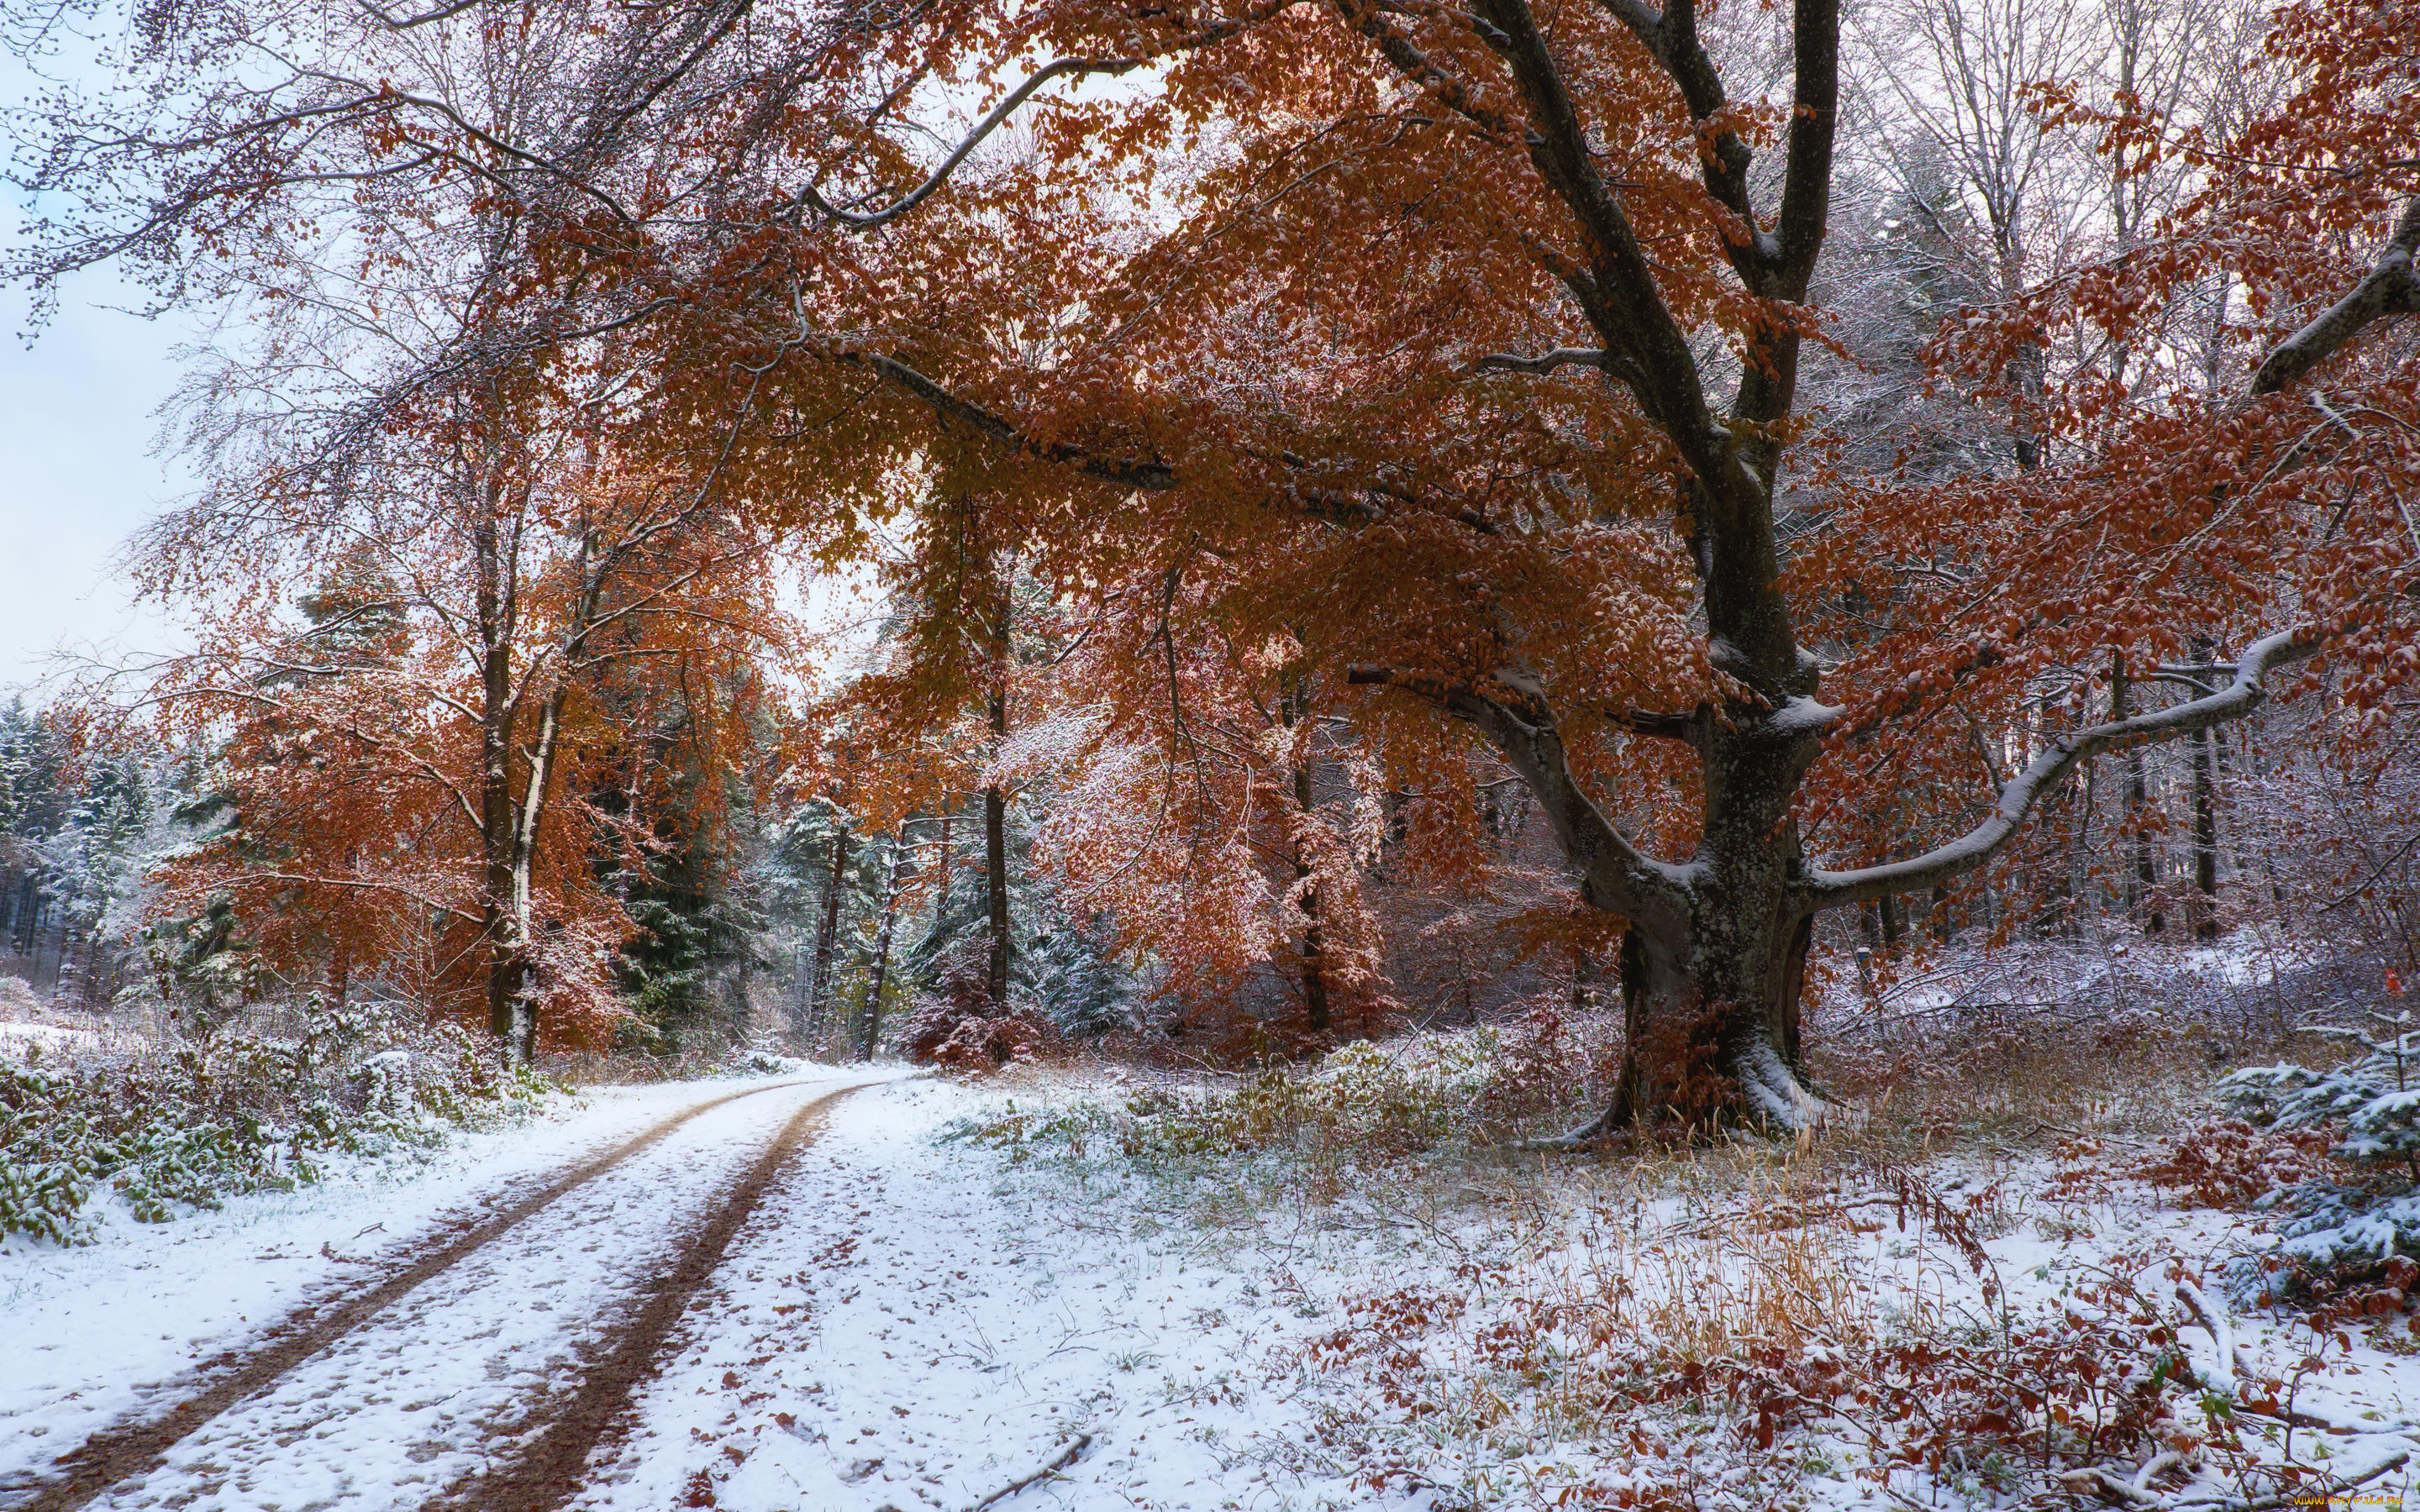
955, 966, 2420, 1510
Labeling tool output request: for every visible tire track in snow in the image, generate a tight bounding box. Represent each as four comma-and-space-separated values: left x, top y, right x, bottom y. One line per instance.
5, 1078, 850, 1512
424, 1084, 860, 1512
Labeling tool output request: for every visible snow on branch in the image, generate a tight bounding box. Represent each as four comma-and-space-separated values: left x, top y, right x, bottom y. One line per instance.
2250, 193, 2420, 396
1472, 347, 1610, 375
1806, 628, 2315, 907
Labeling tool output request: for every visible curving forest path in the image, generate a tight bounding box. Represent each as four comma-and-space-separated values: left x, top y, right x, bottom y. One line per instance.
1, 1078, 874, 1512
3, 1072, 1341, 1512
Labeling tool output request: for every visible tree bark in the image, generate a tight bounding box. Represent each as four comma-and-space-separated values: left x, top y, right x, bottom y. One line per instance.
2191, 729, 2222, 938
1281, 682, 1330, 1033
809, 822, 852, 1032
472, 487, 528, 1066
1452, 699, 1828, 1138
862, 839, 913, 1059
985, 689, 1012, 1009
934, 811, 952, 921
2112, 655, 2163, 933
2189, 638, 2223, 939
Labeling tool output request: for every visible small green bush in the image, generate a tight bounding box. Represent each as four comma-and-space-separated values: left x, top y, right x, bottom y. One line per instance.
0, 1001, 551, 1244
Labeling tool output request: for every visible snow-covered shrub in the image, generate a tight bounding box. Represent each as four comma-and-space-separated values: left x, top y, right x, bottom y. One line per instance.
1307, 1248, 2393, 1511
904, 1005, 1063, 1073
0, 1000, 550, 1243
2219, 1007, 2420, 1288
955, 1015, 1615, 1167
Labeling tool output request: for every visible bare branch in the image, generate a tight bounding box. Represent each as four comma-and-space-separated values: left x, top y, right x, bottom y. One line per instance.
796, 58, 1144, 231
355, 0, 482, 31
1806, 629, 2315, 906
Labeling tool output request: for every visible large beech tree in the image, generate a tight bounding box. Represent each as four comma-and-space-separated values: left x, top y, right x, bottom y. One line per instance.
697, 0, 2410, 1128
12, 0, 2416, 1121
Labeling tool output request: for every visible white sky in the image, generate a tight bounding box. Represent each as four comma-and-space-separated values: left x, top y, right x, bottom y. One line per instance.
0, 270, 190, 694
0, 39, 192, 696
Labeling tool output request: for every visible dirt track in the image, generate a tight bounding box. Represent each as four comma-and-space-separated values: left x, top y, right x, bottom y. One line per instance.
8, 1079, 862, 1512
424, 1089, 851, 1512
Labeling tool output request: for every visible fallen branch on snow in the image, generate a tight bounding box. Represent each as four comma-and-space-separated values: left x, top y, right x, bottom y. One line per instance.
967, 1431, 1092, 1510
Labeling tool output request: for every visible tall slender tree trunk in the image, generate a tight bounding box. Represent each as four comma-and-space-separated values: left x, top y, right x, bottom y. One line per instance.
2190, 639, 2224, 938
862, 839, 913, 1059
809, 823, 852, 1032
2191, 732, 2223, 938
934, 811, 952, 920
985, 689, 1011, 1009
2112, 655, 2162, 933
791, 937, 811, 1037
2069, 761, 2096, 934
471, 495, 528, 1066
1281, 682, 1330, 1033
500, 685, 567, 1066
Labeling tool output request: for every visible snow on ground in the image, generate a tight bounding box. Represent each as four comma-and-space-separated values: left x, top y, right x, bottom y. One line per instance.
3, 1069, 1390, 1512
14, 1058, 2420, 1511
631, 1076, 2420, 1511
577, 1077, 1377, 1512
0, 1021, 97, 1054
0, 1069, 877, 1505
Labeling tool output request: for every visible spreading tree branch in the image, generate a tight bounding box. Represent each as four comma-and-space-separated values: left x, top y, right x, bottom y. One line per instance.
839, 351, 1177, 491
2251, 193, 2420, 396
1806, 628, 2314, 906
1346, 663, 1696, 919
1473, 346, 1609, 375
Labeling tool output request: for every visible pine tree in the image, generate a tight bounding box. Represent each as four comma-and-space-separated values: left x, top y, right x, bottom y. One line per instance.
2221, 993, 2420, 1289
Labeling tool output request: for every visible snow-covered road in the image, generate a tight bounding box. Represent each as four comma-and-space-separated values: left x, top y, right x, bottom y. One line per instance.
2, 1073, 1363, 1512
1, 1074, 889, 1511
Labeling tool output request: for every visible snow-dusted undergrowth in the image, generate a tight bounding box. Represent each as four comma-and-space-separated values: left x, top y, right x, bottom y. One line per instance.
0, 1000, 550, 1244
929, 1018, 2420, 1512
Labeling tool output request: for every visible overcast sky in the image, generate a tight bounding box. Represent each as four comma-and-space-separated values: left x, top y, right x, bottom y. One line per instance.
1, 42, 195, 697
0, 269, 192, 694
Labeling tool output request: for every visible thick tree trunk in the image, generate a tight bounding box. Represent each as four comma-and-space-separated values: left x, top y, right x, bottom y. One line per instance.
1596, 905, 1814, 1134
1524, 717, 1824, 1139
